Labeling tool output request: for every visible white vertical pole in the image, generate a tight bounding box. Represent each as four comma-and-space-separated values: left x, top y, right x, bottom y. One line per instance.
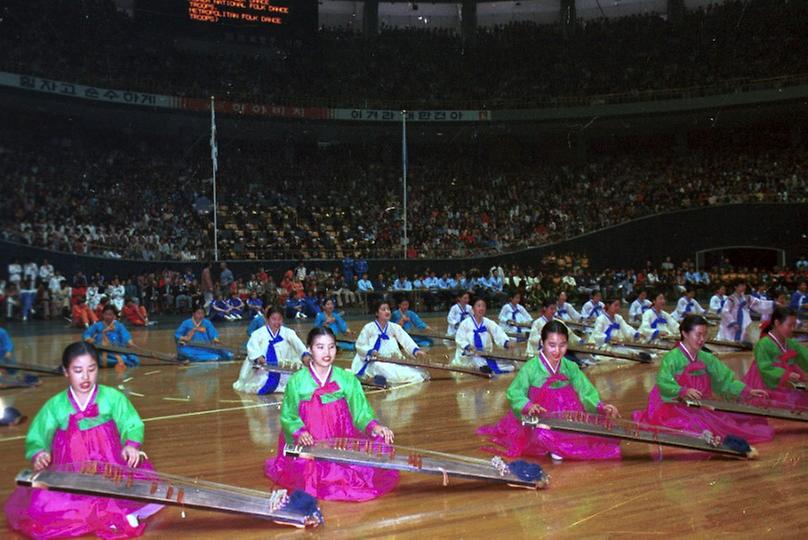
210, 96, 219, 261
402, 110, 408, 260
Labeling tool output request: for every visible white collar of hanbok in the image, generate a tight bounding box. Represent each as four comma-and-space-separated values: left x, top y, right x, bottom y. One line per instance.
70, 385, 97, 412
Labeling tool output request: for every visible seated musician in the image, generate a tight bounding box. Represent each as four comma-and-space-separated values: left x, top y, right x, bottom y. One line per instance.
174, 306, 233, 362
5, 342, 162, 538
265, 327, 398, 501
233, 306, 310, 394
313, 299, 354, 351
638, 292, 679, 341
633, 315, 773, 444
588, 298, 640, 349
497, 291, 532, 336
391, 298, 432, 348
744, 307, 808, 409
478, 320, 621, 462
83, 305, 139, 368
452, 298, 518, 374
351, 301, 429, 385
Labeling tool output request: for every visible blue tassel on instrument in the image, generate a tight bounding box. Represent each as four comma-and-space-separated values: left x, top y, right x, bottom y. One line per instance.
286, 490, 324, 525
373, 375, 388, 388
23, 374, 39, 385
507, 460, 545, 482
722, 435, 751, 454
0, 407, 23, 426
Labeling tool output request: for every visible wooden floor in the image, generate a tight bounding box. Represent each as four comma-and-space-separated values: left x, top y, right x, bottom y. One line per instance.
2, 313, 808, 539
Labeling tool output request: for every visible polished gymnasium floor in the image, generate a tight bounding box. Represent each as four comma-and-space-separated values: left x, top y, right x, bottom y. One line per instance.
1, 312, 807, 539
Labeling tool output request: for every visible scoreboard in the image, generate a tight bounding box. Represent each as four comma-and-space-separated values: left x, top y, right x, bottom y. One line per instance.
137, 0, 317, 38
188, 0, 296, 27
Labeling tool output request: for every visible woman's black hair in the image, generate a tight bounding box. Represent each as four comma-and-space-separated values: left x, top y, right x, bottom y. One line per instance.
372, 300, 390, 315
62, 341, 98, 370
541, 298, 557, 309
101, 304, 117, 315
764, 306, 797, 334
307, 325, 336, 347
508, 290, 521, 300
679, 314, 708, 338
605, 298, 621, 309
541, 320, 570, 342
264, 305, 284, 318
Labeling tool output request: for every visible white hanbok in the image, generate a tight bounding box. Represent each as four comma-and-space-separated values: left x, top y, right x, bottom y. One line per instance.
589, 313, 639, 347
580, 300, 605, 321
446, 303, 472, 337
351, 321, 428, 384
452, 316, 515, 373
672, 296, 706, 322
525, 315, 551, 357
639, 308, 679, 341
555, 302, 581, 322
709, 294, 727, 315
233, 325, 306, 394
498, 302, 532, 335
718, 294, 773, 342
628, 298, 651, 323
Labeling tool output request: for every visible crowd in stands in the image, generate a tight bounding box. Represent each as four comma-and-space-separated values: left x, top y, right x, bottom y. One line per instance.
4, 255, 807, 323
1, 1, 808, 108
1, 112, 806, 261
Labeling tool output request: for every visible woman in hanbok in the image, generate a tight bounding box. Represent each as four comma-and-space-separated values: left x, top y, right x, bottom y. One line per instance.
351, 301, 428, 385
633, 315, 774, 443
234, 306, 309, 394
478, 320, 621, 461
266, 327, 399, 501
5, 342, 162, 538
743, 307, 808, 408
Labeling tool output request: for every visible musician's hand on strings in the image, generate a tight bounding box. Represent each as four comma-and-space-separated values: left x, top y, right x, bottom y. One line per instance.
372, 424, 395, 445
297, 431, 314, 446
749, 388, 769, 399
602, 403, 620, 418
32, 451, 51, 472
122, 445, 141, 468
526, 403, 547, 417
255, 356, 267, 366
414, 349, 427, 357
789, 372, 802, 382
683, 388, 703, 401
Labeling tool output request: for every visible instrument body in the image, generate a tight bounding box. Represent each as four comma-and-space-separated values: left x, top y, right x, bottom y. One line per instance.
94, 343, 181, 364
683, 397, 808, 422
373, 353, 493, 378
521, 412, 756, 458
15, 463, 323, 528
284, 439, 548, 489
0, 360, 62, 376
566, 342, 653, 363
